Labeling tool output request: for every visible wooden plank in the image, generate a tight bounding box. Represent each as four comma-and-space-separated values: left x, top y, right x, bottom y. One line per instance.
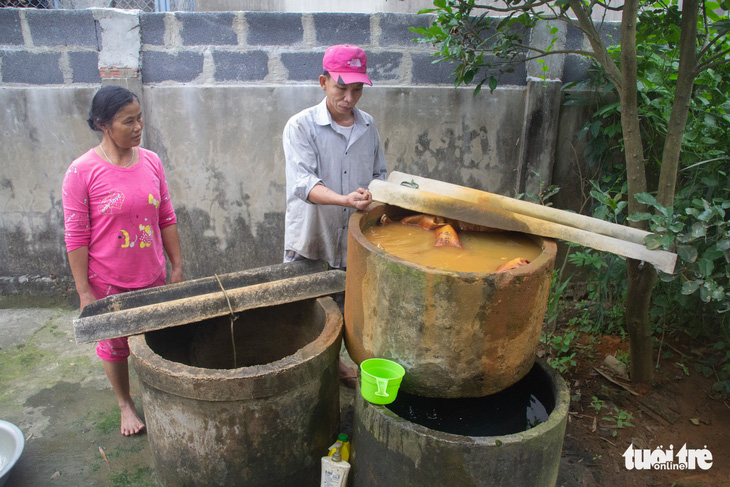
388, 171, 652, 245
78, 259, 330, 318
369, 179, 677, 274
73, 270, 346, 344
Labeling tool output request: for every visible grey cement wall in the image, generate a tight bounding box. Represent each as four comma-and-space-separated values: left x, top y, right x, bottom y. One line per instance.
0, 8, 614, 304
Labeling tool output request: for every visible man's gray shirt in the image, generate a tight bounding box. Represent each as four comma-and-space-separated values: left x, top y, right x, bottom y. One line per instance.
284, 97, 387, 268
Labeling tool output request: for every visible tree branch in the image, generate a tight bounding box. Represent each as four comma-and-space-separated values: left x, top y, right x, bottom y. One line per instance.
619, 0, 648, 219
593, 0, 625, 11
697, 32, 727, 59
696, 46, 730, 74
568, 0, 623, 90
657, 0, 699, 207
471, 0, 553, 13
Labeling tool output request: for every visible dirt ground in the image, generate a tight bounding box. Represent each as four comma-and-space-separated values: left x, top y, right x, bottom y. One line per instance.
1, 306, 728, 486
553, 329, 730, 487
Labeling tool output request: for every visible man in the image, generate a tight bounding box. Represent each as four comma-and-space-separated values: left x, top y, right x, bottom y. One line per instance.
283, 44, 387, 386
283, 44, 387, 269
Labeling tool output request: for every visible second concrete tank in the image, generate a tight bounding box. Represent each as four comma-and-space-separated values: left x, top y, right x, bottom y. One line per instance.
129, 297, 342, 487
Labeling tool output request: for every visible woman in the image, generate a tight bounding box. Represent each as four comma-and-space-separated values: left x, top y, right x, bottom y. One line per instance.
62, 86, 183, 436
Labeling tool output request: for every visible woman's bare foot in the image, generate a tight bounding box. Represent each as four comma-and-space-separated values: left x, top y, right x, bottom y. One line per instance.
101, 359, 145, 436
120, 401, 145, 436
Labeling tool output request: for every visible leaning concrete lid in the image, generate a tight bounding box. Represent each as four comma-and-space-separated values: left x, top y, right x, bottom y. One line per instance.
73, 260, 345, 344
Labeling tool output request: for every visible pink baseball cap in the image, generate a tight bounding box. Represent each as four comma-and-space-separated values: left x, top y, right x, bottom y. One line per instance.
322, 44, 372, 86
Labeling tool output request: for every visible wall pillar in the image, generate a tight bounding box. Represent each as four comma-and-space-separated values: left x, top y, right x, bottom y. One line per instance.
92, 8, 143, 96
516, 20, 567, 197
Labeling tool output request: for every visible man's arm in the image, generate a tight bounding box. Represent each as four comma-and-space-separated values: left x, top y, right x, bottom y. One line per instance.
307, 184, 372, 211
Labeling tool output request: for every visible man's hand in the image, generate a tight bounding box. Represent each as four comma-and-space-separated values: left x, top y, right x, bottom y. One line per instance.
308, 184, 373, 210
345, 188, 372, 211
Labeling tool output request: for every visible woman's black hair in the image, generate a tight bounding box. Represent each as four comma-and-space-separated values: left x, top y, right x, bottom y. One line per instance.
87, 86, 140, 132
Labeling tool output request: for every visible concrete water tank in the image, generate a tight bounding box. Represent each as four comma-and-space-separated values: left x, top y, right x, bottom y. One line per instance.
350, 358, 569, 486
344, 203, 557, 398
129, 297, 342, 487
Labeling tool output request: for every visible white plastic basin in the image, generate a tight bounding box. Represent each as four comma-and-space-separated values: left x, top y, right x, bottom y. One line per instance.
0, 420, 24, 487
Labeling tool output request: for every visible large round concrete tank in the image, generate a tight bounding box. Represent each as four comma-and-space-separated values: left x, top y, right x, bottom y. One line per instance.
344, 203, 557, 398
129, 297, 342, 487
350, 359, 569, 486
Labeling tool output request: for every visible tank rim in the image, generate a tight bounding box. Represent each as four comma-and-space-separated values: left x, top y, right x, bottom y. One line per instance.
129, 296, 342, 400
356, 357, 570, 445
350, 202, 558, 277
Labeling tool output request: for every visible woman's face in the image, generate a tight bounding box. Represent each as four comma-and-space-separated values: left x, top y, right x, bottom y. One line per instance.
103, 100, 143, 148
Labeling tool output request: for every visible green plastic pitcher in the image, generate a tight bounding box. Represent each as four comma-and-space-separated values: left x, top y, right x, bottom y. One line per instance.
360, 358, 406, 405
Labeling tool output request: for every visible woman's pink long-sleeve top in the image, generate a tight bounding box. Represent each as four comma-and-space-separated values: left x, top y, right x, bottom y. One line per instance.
62, 147, 177, 287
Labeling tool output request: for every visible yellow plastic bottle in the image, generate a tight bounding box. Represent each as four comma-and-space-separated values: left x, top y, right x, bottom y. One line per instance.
328, 434, 350, 462
321, 441, 350, 487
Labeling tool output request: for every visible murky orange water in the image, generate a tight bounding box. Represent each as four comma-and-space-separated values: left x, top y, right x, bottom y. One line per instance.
364, 222, 542, 273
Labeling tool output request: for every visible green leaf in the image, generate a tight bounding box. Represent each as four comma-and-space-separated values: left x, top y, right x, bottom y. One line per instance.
488, 76, 498, 93
691, 222, 707, 238
669, 223, 684, 233
712, 285, 725, 301
681, 280, 701, 295
698, 209, 714, 222
644, 234, 664, 250
590, 121, 601, 137
700, 284, 712, 302
697, 258, 715, 277
634, 192, 658, 207
628, 212, 652, 222
710, 18, 730, 35
677, 245, 698, 263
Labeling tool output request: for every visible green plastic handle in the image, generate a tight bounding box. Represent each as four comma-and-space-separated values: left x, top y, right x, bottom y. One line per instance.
375, 378, 389, 397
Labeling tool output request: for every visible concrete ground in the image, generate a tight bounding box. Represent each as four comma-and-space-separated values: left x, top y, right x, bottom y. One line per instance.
1, 307, 581, 487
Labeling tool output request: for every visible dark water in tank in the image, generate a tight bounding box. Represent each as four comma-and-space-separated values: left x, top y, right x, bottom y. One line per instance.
385, 364, 554, 436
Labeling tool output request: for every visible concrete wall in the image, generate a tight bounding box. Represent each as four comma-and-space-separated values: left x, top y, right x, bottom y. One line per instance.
0, 7, 613, 304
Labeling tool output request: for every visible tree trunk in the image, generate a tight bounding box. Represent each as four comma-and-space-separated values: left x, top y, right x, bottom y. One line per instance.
624, 0, 699, 382
657, 0, 699, 206
626, 261, 658, 381
620, 0, 655, 383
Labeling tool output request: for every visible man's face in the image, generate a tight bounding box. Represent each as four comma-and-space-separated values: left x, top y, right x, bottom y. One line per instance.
319, 74, 364, 121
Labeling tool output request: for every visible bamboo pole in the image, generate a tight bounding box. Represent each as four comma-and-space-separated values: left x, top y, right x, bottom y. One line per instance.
369, 179, 677, 274
388, 171, 651, 245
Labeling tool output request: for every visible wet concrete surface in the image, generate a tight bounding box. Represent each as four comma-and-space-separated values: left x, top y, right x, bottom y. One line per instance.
0, 307, 582, 487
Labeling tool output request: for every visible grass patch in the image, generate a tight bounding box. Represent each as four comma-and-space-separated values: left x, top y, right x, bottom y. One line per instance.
94, 410, 120, 435
112, 467, 157, 487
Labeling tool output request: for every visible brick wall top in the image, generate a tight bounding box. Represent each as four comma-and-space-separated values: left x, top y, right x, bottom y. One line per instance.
0, 7, 619, 87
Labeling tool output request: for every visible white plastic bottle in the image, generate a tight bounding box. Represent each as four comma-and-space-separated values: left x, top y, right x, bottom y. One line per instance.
320, 441, 351, 487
